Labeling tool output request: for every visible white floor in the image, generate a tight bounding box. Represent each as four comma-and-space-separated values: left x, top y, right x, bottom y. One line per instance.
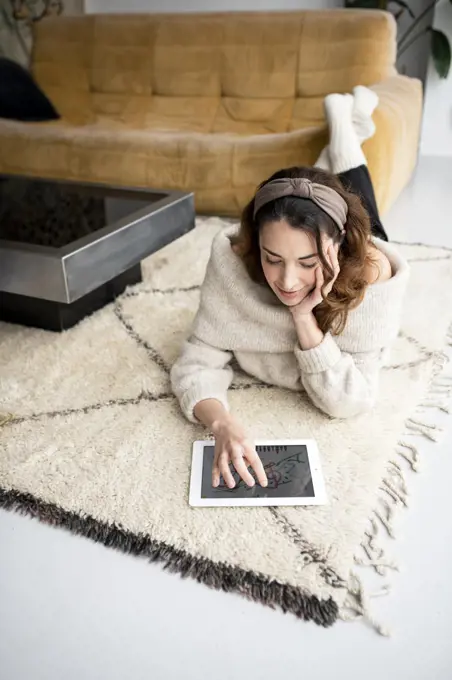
1, 156, 452, 680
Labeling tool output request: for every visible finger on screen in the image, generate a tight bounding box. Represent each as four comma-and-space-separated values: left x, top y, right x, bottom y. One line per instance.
230, 444, 255, 487
219, 454, 236, 489
212, 460, 221, 488
245, 447, 268, 487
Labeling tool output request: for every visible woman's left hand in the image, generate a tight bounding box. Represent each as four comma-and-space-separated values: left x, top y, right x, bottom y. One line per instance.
290, 243, 340, 318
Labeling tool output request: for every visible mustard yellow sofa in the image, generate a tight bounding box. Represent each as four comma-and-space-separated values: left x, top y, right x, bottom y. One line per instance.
0, 10, 422, 216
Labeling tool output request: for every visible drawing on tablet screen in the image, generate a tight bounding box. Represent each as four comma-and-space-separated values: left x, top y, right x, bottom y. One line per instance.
218, 450, 308, 492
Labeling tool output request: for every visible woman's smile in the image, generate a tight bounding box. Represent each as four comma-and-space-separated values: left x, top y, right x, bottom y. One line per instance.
275, 285, 304, 300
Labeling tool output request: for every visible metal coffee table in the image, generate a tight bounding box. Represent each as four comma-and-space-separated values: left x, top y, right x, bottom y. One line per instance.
0, 175, 195, 331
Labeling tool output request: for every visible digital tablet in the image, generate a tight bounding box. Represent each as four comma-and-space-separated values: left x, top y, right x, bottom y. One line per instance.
189, 439, 327, 507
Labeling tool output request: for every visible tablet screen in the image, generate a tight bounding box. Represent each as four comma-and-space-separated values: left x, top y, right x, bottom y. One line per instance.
201, 443, 315, 499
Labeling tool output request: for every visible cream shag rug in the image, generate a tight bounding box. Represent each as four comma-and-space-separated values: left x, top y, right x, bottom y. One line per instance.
1, 217, 452, 635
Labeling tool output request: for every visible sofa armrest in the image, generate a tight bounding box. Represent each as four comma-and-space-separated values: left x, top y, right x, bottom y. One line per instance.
363, 74, 423, 215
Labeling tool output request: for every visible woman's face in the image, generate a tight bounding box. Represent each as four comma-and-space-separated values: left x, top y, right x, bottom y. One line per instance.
259, 219, 321, 307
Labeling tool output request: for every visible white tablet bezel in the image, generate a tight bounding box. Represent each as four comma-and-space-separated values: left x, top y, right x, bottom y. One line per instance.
189, 439, 327, 507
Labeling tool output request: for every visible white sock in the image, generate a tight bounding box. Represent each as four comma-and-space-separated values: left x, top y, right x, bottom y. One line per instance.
325, 93, 367, 174
314, 86, 379, 172
352, 85, 379, 143
314, 145, 331, 171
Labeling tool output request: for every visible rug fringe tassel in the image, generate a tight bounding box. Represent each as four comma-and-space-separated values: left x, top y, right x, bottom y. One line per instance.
340, 573, 392, 637
404, 417, 443, 441
418, 375, 452, 414
418, 400, 451, 414
355, 551, 399, 574
396, 440, 420, 471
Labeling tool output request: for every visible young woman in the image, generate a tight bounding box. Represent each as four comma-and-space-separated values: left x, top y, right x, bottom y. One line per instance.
171, 87, 409, 490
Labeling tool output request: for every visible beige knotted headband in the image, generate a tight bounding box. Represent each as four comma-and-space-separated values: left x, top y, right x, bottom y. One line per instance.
253, 178, 348, 234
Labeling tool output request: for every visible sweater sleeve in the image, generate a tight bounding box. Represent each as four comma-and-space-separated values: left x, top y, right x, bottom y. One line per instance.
170, 336, 234, 424
294, 333, 383, 419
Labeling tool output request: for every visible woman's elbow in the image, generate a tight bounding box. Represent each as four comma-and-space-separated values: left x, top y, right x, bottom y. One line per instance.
310, 391, 376, 419
326, 399, 374, 419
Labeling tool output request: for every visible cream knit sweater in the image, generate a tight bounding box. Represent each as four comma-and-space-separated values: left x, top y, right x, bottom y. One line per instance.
171, 227, 410, 422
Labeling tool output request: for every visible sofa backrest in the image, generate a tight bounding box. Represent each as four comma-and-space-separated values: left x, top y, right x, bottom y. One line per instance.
32, 10, 396, 102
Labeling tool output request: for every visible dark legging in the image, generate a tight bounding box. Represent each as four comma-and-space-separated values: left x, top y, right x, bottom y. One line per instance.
338, 165, 388, 242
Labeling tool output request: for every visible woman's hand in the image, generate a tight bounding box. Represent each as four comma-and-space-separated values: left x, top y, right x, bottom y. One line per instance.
290, 243, 340, 319
211, 415, 268, 489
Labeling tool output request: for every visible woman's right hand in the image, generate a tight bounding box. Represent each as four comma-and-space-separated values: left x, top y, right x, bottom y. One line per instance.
211, 416, 268, 489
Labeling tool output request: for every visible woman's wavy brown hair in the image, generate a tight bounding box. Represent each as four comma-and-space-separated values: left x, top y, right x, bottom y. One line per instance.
231, 165, 376, 335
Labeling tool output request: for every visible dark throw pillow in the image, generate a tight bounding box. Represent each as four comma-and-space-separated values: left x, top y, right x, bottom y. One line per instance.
0, 57, 60, 122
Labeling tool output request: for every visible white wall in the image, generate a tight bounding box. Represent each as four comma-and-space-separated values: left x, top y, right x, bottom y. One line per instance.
86, 0, 341, 12
85, 0, 451, 157
420, 0, 452, 157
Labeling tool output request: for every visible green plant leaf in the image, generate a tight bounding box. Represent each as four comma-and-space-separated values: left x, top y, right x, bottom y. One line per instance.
431, 29, 451, 78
